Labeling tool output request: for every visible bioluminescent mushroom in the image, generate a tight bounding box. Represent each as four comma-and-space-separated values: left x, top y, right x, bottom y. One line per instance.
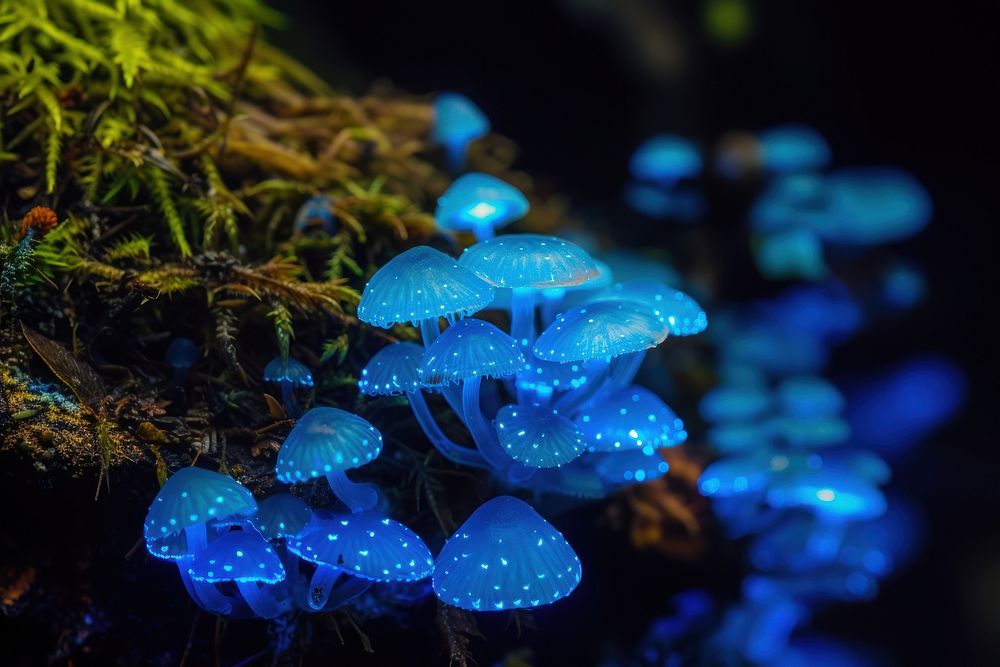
600, 249, 682, 287
188, 529, 286, 618
595, 279, 708, 337
494, 404, 585, 468
757, 124, 832, 174
881, 260, 926, 309
760, 283, 863, 344
263, 356, 314, 417
708, 422, 772, 455
699, 383, 772, 424
359, 342, 487, 469
820, 167, 933, 245
434, 173, 529, 240
166, 337, 199, 384
515, 354, 602, 404
720, 324, 829, 376
275, 407, 383, 513
538, 463, 609, 499
818, 449, 891, 485
576, 385, 687, 453
749, 173, 833, 234
432, 93, 490, 170
623, 183, 706, 221
419, 318, 527, 474
288, 512, 433, 610
357, 245, 494, 346
433, 496, 582, 611
629, 135, 702, 185
293, 194, 336, 234
775, 376, 844, 419
253, 492, 313, 542
698, 456, 770, 499
769, 414, 851, 449
744, 567, 879, 604
594, 448, 670, 486
756, 228, 828, 281
458, 234, 598, 353
541, 258, 614, 322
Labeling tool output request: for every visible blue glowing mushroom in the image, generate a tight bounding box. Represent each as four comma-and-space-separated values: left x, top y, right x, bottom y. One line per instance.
594, 448, 670, 486
576, 385, 687, 453
253, 492, 313, 542
757, 124, 832, 174
166, 337, 199, 384
495, 404, 585, 468
263, 356, 314, 417
435, 173, 529, 240
188, 529, 286, 618
293, 194, 336, 234
629, 135, 702, 185
699, 382, 772, 424
433, 496, 582, 611
595, 279, 708, 336
432, 93, 490, 170
821, 167, 933, 245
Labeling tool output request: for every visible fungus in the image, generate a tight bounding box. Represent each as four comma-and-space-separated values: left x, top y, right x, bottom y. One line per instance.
515, 354, 602, 404
165, 337, 199, 384
775, 376, 844, 419
435, 173, 529, 240
188, 529, 286, 618
750, 173, 832, 234
432, 93, 490, 170
357, 245, 494, 346
253, 493, 313, 542
820, 167, 932, 245
275, 407, 383, 513
494, 404, 585, 468
757, 124, 832, 174
359, 342, 487, 469
698, 456, 770, 499
433, 496, 582, 611
629, 135, 702, 185
768, 414, 851, 449
623, 182, 705, 221
595, 279, 708, 336
708, 422, 771, 455
756, 228, 828, 281
288, 513, 433, 610
576, 386, 686, 453
699, 383, 772, 424
263, 356, 314, 417
293, 194, 336, 234
594, 448, 670, 486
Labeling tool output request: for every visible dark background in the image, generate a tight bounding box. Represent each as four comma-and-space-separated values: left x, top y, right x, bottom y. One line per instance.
271, 1, 998, 665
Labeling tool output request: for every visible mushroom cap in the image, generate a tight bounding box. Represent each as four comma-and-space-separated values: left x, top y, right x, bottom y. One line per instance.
188, 529, 285, 584
419, 318, 526, 386
536, 462, 608, 499
776, 376, 844, 418
533, 300, 669, 363
495, 404, 585, 468
766, 471, 887, 520
144, 467, 257, 544
594, 448, 670, 485
294, 194, 335, 233
756, 228, 828, 281
357, 246, 494, 328
821, 167, 932, 245
758, 124, 832, 174
166, 337, 199, 369
818, 449, 891, 485
769, 415, 851, 449
435, 173, 529, 234
516, 354, 603, 394
629, 134, 702, 182
253, 493, 313, 541
263, 356, 314, 388
433, 496, 582, 611
750, 173, 833, 234
699, 383, 772, 424
358, 342, 429, 396
275, 407, 383, 482
595, 280, 708, 336
698, 456, 771, 498
288, 513, 433, 582
708, 422, 772, 455
458, 234, 598, 290
432, 93, 490, 147
576, 386, 687, 453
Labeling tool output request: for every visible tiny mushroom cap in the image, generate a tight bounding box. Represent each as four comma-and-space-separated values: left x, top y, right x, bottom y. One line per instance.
594, 448, 670, 485
188, 529, 285, 585
146, 528, 196, 561
433, 496, 582, 612
144, 467, 257, 544
263, 356, 314, 388
166, 337, 199, 369
358, 342, 428, 396
576, 386, 687, 453
357, 246, 495, 328
495, 404, 586, 468
766, 471, 887, 521
435, 173, 529, 236
275, 407, 383, 483
288, 512, 434, 582
821, 167, 933, 245
699, 383, 773, 424
698, 456, 771, 498
533, 300, 670, 363
432, 93, 490, 150
776, 376, 844, 418
253, 493, 313, 541
294, 194, 336, 234
595, 280, 708, 336
419, 318, 526, 386
757, 124, 832, 174
629, 134, 702, 183
457, 234, 599, 289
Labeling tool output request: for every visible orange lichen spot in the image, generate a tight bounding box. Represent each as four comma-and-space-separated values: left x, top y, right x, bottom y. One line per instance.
15, 206, 59, 241
1, 566, 36, 608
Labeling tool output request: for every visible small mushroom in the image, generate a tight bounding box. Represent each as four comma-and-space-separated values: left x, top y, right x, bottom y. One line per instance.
187, 529, 287, 619
435, 173, 529, 240
432, 93, 490, 170
263, 356, 314, 418
494, 404, 585, 468
165, 337, 199, 385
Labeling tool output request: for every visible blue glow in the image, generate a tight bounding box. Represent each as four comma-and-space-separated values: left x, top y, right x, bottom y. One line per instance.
698, 456, 769, 498
495, 404, 585, 468
144, 467, 257, 544
594, 448, 670, 485
289, 512, 434, 582
432, 93, 490, 166
599, 250, 682, 287
458, 234, 598, 289
253, 493, 313, 541
820, 167, 933, 245
516, 354, 601, 394
769, 415, 851, 449
596, 279, 708, 336
358, 342, 427, 396
357, 246, 494, 328
188, 529, 285, 584
629, 135, 702, 183
294, 195, 336, 234
756, 228, 828, 281
767, 471, 887, 521
759, 283, 864, 343
758, 124, 831, 174
166, 337, 198, 369
435, 173, 529, 235
263, 356, 314, 388
818, 449, 891, 485
774, 636, 881, 667
776, 376, 844, 418
750, 173, 833, 234
576, 385, 687, 452
533, 300, 669, 363
419, 318, 526, 386
623, 182, 705, 221
881, 261, 926, 309
433, 496, 582, 611
699, 383, 772, 423
720, 325, 829, 375
708, 422, 771, 455
275, 407, 383, 482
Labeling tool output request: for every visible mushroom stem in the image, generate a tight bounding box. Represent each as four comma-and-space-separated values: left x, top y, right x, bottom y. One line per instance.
472, 221, 495, 241
461, 376, 513, 472
419, 318, 440, 349
188, 576, 234, 615
279, 383, 301, 418
324, 470, 380, 513
510, 288, 537, 350
539, 289, 565, 327
172, 367, 189, 385
326, 575, 373, 610
805, 517, 847, 564
443, 142, 466, 173
183, 523, 209, 554
609, 350, 646, 389
307, 565, 341, 610
407, 391, 489, 469
553, 361, 610, 414
236, 580, 281, 619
